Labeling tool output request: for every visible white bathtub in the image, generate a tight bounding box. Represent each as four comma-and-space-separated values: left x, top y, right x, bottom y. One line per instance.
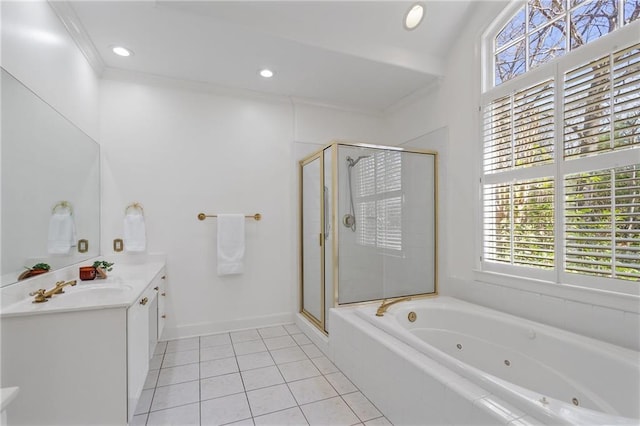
330, 296, 640, 425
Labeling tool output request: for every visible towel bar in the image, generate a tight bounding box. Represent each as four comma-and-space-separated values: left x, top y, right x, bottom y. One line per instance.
198, 213, 261, 221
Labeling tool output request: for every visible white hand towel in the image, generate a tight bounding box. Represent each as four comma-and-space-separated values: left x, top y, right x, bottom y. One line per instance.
124, 213, 147, 252
47, 212, 76, 254
217, 214, 245, 276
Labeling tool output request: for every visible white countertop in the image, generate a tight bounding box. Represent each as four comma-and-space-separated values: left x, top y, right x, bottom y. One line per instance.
0, 261, 165, 318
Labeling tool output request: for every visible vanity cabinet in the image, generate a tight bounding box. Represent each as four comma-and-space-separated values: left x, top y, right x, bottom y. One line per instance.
0, 263, 166, 425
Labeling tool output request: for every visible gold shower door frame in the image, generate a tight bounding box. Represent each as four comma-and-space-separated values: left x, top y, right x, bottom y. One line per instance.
299, 142, 439, 334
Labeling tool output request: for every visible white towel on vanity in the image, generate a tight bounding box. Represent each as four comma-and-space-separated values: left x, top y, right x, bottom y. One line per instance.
217, 214, 245, 276
124, 213, 146, 252
47, 212, 77, 254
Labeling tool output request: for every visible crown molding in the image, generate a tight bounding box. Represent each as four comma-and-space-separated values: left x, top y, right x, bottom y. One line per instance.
47, 0, 105, 76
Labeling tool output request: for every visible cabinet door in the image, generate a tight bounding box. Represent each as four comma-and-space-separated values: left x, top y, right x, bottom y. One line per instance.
127, 294, 150, 422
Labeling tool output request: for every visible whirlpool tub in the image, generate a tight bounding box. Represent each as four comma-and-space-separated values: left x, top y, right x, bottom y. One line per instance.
330, 296, 639, 425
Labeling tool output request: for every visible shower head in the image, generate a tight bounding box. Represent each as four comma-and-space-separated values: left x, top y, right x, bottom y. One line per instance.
346, 155, 370, 168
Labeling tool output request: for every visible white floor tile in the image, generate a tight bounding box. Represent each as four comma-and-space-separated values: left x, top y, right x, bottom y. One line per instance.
241, 365, 285, 391
270, 346, 308, 364
151, 380, 199, 411
146, 402, 200, 426
157, 363, 199, 386
201, 393, 252, 426
300, 396, 360, 426
284, 324, 302, 335
134, 389, 154, 415
200, 344, 235, 362
254, 406, 309, 426
246, 383, 297, 417
237, 351, 275, 371
288, 376, 338, 405
278, 359, 321, 382
144, 369, 160, 390
342, 392, 382, 422
264, 335, 297, 350
130, 414, 147, 426
234, 339, 268, 355
231, 329, 262, 343
291, 334, 312, 346
226, 418, 255, 426
325, 372, 357, 395
311, 356, 338, 374
162, 349, 199, 368
200, 333, 232, 348
166, 337, 199, 353
201, 372, 245, 401
258, 325, 289, 339
201, 356, 239, 378
364, 417, 392, 426
300, 344, 323, 359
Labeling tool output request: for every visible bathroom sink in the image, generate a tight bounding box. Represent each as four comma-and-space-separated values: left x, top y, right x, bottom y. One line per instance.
54, 284, 135, 304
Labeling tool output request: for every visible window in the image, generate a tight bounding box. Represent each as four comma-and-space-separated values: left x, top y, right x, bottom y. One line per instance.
494, 0, 640, 86
356, 151, 402, 251
482, 0, 639, 290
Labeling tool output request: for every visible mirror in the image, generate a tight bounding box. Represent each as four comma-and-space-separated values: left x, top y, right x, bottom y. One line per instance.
1, 69, 100, 287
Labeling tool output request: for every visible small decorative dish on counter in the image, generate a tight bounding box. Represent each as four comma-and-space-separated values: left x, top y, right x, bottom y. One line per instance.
79, 261, 115, 281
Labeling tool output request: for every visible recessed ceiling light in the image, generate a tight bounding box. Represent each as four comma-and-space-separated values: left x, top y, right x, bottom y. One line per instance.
404, 3, 425, 31
259, 69, 274, 78
112, 46, 133, 57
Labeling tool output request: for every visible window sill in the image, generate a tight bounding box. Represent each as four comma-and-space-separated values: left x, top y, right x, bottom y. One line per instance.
472, 269, 640, 313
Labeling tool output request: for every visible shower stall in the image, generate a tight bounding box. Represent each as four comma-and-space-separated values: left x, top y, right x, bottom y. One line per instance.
299, 142, 437, 333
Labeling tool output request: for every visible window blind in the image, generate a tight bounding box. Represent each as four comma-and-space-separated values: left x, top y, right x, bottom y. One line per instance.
564, 43, 640, 159
356, 151, 402, 251
565, 165, 640, 280
483, 79, 555, 173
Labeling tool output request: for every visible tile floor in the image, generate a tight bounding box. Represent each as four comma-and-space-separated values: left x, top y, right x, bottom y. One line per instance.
132, 324, 392, 426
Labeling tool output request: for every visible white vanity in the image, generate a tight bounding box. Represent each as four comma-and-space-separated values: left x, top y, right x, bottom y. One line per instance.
0, 260, 166, 425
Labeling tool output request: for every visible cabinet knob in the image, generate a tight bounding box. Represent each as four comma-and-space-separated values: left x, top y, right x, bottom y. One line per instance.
140, 297, 148, 306
161, 314, 166, 319
154, 286, 159, 291
161, 276, 166, 279
161, 292, 166, 296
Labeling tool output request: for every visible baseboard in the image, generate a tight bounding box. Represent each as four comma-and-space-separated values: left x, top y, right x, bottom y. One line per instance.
295, 312, 330, 359
160, 311, 296, 340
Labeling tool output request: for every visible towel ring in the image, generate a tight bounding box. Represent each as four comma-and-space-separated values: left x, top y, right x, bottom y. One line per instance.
52, 201, 73, 214
125, 202, 144, 216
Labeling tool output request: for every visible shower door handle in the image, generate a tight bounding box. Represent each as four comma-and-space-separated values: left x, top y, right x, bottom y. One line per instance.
323, 186, 330, 240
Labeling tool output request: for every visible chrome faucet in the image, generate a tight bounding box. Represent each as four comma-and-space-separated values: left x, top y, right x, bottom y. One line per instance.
30, 280, 77, 303
375, 296, 411, 316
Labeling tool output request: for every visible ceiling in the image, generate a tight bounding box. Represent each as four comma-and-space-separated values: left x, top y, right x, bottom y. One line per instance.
67, 1, 477, 112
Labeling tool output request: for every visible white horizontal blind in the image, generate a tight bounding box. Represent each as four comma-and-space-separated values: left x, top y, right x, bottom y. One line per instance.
483, 178, 554, 268
564, 165, 640, 280
484, 79, 555, 173
564, 43, 640, 159
356, 151, 402, 251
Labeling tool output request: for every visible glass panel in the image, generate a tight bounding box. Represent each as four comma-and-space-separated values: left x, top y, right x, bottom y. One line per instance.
301, 157, 322, 322
570, 0, 618, 50
337, 146, 436, 304
529, 0, 566, 30
624, 0, 640, 24
496, 7, 526, 50
529, 21, 566, 69
495, 39, 526, 85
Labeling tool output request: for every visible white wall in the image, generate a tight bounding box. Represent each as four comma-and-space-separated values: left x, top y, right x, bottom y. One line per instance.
385, 1, 639, 351
100, 73, 386, 338
0, 0, 100, 140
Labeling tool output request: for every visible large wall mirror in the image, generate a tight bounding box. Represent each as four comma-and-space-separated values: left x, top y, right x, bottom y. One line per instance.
1, 69, 100, 287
